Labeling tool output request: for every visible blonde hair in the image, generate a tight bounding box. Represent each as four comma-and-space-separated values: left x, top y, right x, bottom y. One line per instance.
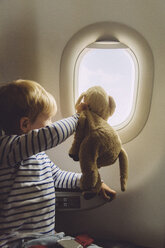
0, 79, 57, 134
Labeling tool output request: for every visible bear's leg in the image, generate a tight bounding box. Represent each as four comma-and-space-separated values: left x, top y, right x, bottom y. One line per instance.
81, 173, 102, 200
69, 117, 86, 161
79, 137, 102, 199
69, 133, 81, 161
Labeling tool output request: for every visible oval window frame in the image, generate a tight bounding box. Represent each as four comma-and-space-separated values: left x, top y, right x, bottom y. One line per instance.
60, 22, 154, 143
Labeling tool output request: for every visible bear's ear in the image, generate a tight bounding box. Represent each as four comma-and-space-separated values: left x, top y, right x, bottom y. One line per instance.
75, 92, 85, 110
109, 96, 116, 116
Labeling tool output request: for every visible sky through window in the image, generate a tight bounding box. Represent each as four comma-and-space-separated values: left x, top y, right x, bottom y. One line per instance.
76, 46, 137, 128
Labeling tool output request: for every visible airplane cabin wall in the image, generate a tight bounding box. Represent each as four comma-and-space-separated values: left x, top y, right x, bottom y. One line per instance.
0, 1, 165, 248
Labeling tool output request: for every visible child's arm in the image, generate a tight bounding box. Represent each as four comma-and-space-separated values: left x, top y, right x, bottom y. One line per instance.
0, 114, 79, 167
50, 160, 82, 189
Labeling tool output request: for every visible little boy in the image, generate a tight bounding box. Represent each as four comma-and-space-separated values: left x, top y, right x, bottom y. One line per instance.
0, 80, 116, 247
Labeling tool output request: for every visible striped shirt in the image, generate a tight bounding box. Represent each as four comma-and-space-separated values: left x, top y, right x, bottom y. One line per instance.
0, 114, 81, 247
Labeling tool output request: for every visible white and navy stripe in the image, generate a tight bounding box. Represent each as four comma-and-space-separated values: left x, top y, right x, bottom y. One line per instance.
0, 114, 81, 247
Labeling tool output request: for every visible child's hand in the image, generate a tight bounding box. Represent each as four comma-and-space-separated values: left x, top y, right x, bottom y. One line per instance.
76, 102, 88, 113
99, 182, 117, 201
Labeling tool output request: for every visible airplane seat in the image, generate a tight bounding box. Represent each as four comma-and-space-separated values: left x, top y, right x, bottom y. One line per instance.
55, 189, 150, 248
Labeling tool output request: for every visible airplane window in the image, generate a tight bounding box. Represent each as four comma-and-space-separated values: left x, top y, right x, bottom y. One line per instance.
60, 22, 154, 143
74, 42, 138, 129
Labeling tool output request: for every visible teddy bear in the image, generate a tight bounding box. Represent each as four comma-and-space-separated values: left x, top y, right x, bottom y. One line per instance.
69, 86, 128, 199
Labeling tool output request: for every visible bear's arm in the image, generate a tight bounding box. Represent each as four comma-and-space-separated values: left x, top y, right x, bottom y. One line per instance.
69, 112, 87, 161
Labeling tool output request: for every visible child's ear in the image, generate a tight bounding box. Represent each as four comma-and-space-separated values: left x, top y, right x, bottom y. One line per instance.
20, 117, 31, 133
